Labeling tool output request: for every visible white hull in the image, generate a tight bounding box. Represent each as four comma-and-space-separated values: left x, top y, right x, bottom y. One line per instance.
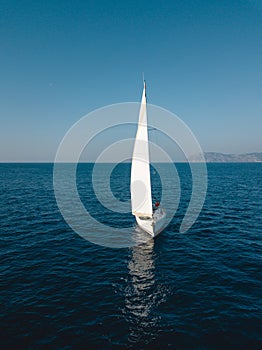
135, 208, 166, 238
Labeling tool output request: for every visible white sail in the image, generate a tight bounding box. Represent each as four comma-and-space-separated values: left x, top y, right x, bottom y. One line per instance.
131, 81, 153, 218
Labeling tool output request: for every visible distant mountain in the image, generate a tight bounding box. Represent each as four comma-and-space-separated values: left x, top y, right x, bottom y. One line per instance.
190, 152, 262, 162
206, 152, 262, 162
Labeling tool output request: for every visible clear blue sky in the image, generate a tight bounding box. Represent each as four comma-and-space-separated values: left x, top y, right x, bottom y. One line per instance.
1, 0, 261, 161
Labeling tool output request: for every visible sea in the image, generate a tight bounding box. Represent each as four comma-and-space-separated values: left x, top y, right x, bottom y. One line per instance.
0, 163, 261, 349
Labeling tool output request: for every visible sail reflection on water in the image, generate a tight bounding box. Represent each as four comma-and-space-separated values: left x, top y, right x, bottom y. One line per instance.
124, 238, 166, 344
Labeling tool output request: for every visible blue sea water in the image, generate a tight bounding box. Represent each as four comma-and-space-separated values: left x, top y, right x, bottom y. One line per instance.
0, 163, 261, 349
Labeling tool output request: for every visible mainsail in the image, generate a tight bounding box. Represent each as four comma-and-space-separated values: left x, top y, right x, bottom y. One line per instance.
130, 81, 153, 218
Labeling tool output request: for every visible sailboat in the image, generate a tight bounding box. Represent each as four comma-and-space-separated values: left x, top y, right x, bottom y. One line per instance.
130, 81, 166, 237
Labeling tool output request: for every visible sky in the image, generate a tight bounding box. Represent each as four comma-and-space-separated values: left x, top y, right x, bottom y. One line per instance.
1, 0, 262, 161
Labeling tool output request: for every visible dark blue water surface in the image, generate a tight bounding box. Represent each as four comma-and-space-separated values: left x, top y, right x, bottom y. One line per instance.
0, 163, 261, 349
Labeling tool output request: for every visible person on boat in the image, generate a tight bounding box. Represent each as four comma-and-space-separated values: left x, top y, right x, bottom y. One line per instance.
153, 201, 160, 211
